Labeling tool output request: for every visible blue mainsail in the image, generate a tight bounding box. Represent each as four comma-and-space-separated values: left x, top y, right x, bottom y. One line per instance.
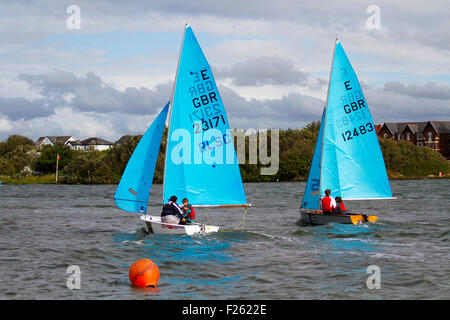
301, 109, 325, 209
320, 41, 393, 200
163, 25, 247, 205
114, 102, 169, 213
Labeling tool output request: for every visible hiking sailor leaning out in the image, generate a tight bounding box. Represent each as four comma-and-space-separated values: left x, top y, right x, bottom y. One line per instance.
161, 195, 185, 224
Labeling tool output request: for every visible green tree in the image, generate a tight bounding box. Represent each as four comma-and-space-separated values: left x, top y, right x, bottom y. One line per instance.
0, 134, 35, 156
0, 135, 39, 176
61, 149, 113, 184
379, 138, 449, 177
32, 143, 74, 174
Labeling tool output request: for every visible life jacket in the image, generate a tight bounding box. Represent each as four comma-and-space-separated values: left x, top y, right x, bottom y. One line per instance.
186, 207, 195, 221
322, 196, 334, 212
337, 202, 347, 213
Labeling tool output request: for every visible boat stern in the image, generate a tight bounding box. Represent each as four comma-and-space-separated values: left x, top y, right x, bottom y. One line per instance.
299, 208, 378, 226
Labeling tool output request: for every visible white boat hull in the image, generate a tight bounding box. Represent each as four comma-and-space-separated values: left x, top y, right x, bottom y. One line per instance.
140, 215, 219, 236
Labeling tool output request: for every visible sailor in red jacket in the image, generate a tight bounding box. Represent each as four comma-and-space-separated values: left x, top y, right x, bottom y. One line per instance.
321, 189, 336, 214
181, 198, 195, 224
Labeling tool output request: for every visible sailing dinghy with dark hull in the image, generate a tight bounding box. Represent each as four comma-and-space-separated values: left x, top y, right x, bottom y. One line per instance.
114, 25, 249, 235
299, 40, 395, 226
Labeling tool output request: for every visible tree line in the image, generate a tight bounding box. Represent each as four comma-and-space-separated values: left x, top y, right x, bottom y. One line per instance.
0, 123, 448, 184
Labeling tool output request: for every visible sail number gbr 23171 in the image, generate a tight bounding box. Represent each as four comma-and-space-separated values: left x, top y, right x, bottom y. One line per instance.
188, 68, 227, 133
341, 123, 374, 142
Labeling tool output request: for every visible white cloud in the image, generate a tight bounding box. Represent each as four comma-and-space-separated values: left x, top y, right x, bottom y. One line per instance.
0, 0, 448, 142
0, 116, 13, 132
216, 56, 309, 86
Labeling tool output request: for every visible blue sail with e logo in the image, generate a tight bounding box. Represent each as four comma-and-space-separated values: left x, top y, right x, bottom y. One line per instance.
163, 25, 246, 206
320, 41, 393, 200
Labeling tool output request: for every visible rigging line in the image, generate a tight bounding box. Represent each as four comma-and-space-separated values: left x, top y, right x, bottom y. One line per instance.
219, 207, 247, 233
203, 207, 213, 225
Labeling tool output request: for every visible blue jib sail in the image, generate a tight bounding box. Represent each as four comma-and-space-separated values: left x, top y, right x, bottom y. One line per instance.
114, 102, 169, 213
301, 109, 325, 209
163, 25, 247, 206
320, 41, 393, 200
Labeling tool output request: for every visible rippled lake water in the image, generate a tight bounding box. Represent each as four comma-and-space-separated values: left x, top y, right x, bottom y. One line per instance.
0, 180, 449, 299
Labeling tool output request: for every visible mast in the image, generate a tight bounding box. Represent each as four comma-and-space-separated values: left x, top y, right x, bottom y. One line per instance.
318, 37, 338, 209
162, 23, 188, 204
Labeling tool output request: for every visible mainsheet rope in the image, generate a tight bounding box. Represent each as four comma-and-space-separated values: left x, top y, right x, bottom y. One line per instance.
203, 207, 248, 232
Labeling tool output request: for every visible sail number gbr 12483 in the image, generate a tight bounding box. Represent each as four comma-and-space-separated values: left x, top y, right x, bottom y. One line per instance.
341, 123, 374, 142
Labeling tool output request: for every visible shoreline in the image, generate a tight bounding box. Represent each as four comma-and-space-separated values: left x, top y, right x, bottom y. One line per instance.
1, 175, 449, 185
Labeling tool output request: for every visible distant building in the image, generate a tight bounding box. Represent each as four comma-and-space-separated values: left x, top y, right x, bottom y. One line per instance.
67, 140, 83, 150
80, 137, 113, 151
35, 135, 116, 151
378, 121, 450, 159
114, 134, 141, 146
35, 136, 77, 148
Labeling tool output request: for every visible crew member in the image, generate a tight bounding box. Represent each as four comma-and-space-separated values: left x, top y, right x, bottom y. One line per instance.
180, 198, 195, 224
321, 189, 336, 215
161, 195, 185, 224
333, 196, 347, 214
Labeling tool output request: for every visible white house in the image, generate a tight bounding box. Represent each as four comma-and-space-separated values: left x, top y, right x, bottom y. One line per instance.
66, 140, 83, 150
35, 135, 114, 151
80, 137, 113, 151
35, 136, 77, 148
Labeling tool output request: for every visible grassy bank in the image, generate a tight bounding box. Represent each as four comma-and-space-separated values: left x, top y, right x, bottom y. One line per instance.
1, 173, 449, 185
1, 174, 56, 184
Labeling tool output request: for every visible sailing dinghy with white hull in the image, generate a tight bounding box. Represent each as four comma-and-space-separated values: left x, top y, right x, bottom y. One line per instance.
300, 40, 395, 226
114, 25, 249, 235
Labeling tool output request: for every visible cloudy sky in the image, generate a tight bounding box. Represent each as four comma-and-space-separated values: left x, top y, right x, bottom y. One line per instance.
0, 0, 449, 142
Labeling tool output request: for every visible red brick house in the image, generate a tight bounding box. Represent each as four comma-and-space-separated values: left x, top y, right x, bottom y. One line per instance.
378, 121, 450, 159
422, 122, 450, 159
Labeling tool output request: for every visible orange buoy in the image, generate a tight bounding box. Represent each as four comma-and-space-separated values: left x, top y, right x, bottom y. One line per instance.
129, 259, 160, 288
